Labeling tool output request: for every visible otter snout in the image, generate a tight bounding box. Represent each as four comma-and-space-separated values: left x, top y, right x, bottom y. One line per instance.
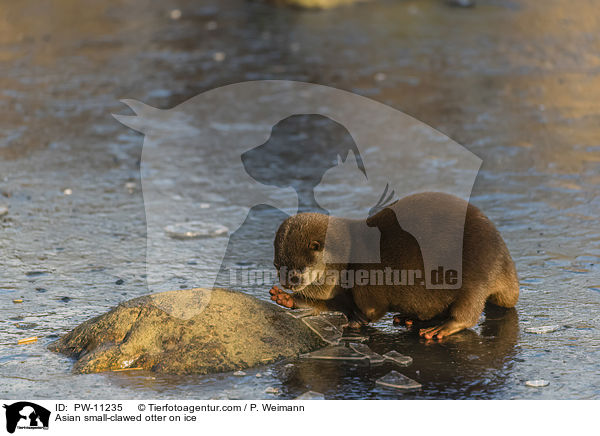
278, 267, 307, 291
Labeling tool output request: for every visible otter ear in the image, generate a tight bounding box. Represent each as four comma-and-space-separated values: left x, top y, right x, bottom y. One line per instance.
309, 240, 322, 251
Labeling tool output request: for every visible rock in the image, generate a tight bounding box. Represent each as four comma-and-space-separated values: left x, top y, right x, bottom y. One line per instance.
49, 288, 325, 374
375, 370, 421, 391
268, 0, 372, 9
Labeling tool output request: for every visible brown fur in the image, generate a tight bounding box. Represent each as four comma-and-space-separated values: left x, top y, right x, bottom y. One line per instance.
272, 192, 519, 339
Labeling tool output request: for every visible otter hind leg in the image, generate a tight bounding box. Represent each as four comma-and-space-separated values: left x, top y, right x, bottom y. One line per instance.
419, 319, 467, 340
487, 282, 519, 308
419, 289, 487, 340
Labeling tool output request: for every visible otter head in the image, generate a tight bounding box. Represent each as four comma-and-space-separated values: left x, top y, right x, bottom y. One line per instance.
274, 213, 350, 299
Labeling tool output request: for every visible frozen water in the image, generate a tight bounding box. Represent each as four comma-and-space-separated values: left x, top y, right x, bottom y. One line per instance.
319, 312, 349, 331
294, 391, 325, 400
302, 316, 343, 344
288, 308, 316, 319
163, 221, 229, 239
340, 334, 369, 343
524, 325, 561, 334
375, 371, 421, 391
525, 380, 549, 387
349, 343, 385, 365
300, 345, 369, 363
383, 351, 413, 367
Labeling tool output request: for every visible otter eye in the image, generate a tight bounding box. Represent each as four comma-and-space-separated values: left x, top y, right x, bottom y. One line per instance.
309, 241, 321, 251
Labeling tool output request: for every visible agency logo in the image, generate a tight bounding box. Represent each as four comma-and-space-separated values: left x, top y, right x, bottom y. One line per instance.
2, 402, 50, 434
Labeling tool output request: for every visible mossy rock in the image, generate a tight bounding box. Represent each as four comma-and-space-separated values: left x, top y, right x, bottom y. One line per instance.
49, 288, 326, 375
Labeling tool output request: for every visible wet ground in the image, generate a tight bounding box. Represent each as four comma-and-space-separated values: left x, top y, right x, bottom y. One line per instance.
1, 0, 599, 399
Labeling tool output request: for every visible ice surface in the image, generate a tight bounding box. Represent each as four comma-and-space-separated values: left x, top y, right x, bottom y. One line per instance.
164, 221, 228, 239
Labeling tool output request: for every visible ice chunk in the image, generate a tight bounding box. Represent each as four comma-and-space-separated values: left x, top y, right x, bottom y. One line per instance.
320, 312, 349, 331
288, 308, 316, 319
383, 351, 413, 367
349, 343, 385, 365
524, 325, 560, 334
294, 391, 325, 400
300, 345, 369, 363
340, 334, 369, 343
376, 371, 421, 391
164, 221, 228, 239
525, 380, 549, 388
302, 316, 343, 344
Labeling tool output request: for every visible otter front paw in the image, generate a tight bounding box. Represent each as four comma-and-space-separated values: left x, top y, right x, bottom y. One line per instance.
269, 285, 296, 309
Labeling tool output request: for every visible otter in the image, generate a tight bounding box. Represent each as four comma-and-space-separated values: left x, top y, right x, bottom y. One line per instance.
269, 192, 519, 340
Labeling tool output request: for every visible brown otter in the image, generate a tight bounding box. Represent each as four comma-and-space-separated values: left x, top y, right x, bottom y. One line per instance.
269, 192, 519, 340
